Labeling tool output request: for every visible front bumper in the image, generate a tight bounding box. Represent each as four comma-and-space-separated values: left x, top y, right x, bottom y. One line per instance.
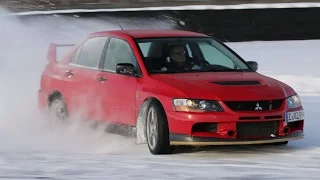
169, 131, 304, 146
165, 106, 305, 146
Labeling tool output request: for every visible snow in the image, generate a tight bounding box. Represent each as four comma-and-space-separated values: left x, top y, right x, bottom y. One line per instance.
227, 40, 320, 96
0, 6, 320, 180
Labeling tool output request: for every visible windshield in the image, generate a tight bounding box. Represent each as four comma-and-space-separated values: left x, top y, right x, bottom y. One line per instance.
136, 37, 252, 74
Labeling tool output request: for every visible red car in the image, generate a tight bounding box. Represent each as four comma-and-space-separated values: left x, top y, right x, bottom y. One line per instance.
38, 30, 305, 154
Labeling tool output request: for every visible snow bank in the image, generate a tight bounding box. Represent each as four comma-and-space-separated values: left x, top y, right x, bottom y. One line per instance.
9, 2, 320, 16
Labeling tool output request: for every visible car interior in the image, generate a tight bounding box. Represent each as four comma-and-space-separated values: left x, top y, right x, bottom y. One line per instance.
138, 40, 244, 73
141, 40, 201, 73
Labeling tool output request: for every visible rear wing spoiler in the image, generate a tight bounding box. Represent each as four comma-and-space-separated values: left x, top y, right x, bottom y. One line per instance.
47, 43, 75, 62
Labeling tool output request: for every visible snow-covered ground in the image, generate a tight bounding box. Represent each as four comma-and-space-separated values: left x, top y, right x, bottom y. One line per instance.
228, 40, 320, 97
0, 6, 320, 180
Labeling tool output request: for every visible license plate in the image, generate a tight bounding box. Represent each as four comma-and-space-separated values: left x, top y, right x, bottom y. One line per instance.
285, 110, 305, 123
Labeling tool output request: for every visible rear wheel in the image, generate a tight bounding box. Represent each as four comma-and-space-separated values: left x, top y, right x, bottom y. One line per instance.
146, 101, 173, 155
48, 95, 68, 123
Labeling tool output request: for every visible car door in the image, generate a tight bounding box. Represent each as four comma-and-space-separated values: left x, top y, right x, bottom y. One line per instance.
58, 44, 85, 117
97, 37, 140, 126
65, 36, 109, 120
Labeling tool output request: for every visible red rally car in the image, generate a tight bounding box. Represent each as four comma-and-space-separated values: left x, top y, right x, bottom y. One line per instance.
38, 29, 305, 155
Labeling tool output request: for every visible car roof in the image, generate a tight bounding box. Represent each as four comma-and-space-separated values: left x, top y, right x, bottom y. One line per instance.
90, 29, 209, 38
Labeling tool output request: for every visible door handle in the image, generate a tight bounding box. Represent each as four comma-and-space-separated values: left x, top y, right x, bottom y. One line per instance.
65, 70, 74, 75
97, 76, 107, 82
65, 70, 74, 77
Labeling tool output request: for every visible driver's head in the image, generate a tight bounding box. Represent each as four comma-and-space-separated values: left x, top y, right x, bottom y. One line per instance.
168, 44, 186, 65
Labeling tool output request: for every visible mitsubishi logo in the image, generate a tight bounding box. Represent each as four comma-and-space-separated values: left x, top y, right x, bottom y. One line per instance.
255, 103, 262, 110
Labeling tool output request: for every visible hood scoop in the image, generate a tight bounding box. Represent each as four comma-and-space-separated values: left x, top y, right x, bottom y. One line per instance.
211, 80, 260, 86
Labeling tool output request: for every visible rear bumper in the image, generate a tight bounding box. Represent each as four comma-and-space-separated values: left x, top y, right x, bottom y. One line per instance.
170, 131, 304, 146
38, 89, 49, 110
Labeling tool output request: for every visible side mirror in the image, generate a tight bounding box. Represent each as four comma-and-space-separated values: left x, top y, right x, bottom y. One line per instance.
247, 61, 258, 71
116, 63, 138, 77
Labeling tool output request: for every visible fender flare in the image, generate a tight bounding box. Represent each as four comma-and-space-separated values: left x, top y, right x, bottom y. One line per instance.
136, 97, 165, 144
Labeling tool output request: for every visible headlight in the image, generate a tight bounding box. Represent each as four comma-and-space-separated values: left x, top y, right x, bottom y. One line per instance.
286, 95, 302, 109
173, 99, 224, 112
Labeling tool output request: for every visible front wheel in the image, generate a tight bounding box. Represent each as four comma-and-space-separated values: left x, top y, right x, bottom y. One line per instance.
146, 101, 173, 155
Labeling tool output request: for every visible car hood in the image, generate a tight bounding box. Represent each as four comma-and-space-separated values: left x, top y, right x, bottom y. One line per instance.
150, 72, 296, 101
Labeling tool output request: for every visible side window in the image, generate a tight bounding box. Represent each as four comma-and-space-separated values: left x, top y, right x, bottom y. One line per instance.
198, 42, 234, 68
77, 37, 108, 68
138, 42, 151, 57
70, 46, 81, 64
103, 38, 138, 72
185, 44, 193, 58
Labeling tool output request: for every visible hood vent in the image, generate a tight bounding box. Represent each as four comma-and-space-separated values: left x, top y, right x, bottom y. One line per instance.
212, 80, 260, 86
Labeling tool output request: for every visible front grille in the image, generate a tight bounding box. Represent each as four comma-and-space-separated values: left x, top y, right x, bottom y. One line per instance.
265, 115, 282, 119
239, 116, 261, 120
239, 115, 283, 120
224, 99, 283, 111
236, 121, 278, 137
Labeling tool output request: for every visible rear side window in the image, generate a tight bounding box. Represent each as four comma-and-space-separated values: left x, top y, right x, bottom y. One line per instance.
70, 46, 81, 64
76, 37, 108, 68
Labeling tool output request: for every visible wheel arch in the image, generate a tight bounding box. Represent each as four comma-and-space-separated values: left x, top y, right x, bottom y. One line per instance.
47, 90, 64, 106
136, 96, 167, 144
47, 90, 69, 120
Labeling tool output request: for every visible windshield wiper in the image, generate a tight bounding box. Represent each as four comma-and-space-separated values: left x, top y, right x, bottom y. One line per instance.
217, 69, 244, 72
207, 68, 246, 72
150, 69, 185, 74
150, 68, 252, 74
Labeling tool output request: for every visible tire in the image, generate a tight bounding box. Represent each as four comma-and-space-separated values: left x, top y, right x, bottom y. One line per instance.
48, 95, 68, 122
272, 141, 289, 145
146, 101, 173, 155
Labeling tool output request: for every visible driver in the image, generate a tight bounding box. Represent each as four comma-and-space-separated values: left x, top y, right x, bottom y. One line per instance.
161, 44, 194, 71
